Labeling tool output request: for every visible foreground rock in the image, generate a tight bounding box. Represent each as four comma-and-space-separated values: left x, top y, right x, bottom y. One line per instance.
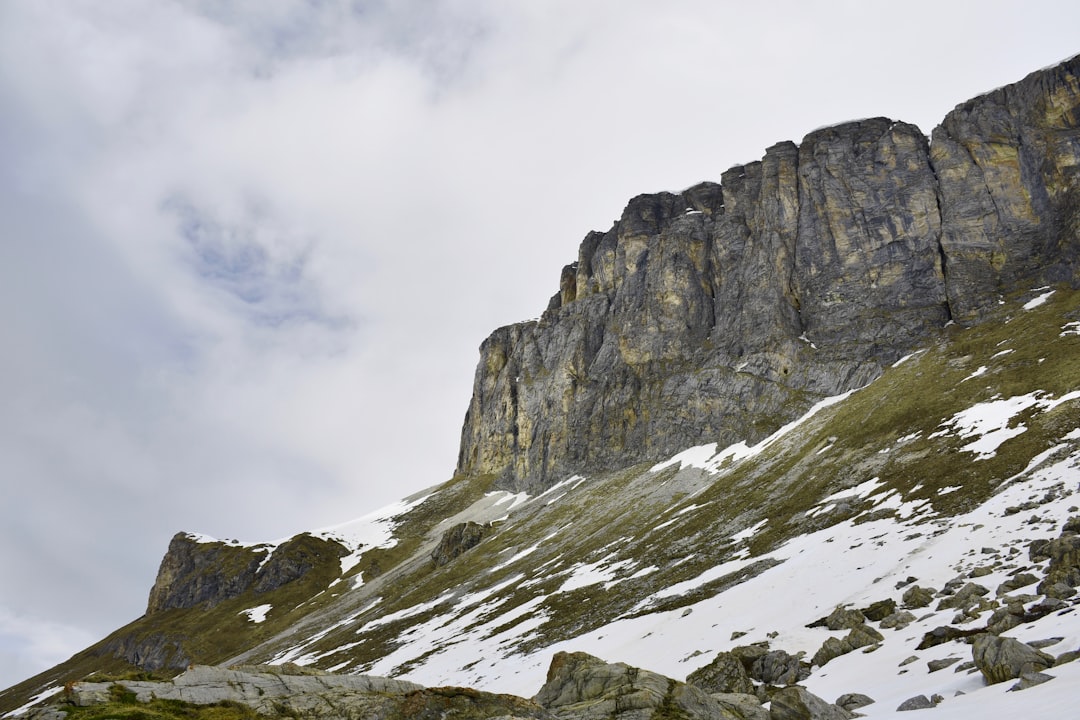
768, 687, 855, 720
535, 651, 750, 719
972, 636, 1056, 685
62, 664, 547, 720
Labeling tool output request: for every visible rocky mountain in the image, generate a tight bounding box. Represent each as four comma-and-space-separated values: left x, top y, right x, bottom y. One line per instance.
459, 55, 1080, 493
4, 55, 1080, 720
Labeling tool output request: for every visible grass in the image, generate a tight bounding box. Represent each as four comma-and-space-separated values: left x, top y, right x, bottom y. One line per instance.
58, 693, 268, 720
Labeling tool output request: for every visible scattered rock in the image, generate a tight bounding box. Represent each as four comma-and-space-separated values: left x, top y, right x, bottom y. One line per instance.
709, 693, 769, 720
879, 611, 917, 630
1008, 671, 1055, 691
687, 652, 755, 695
808, 607, 867, 631
935, 582, 990, 611
1056, 649, 1080, 664
834, 693, 874, 712
813, 625, 884, 667
972, 635, 1056, 684
1042, 581, 1077, 599
996, 572, 1039, 596
768, 686, 855, 720
861, 599, 897, 622
751, 650, 807, 686
896, 694, 935, 711
902, 585, 934, 609
1028, 637, 1064, 649
927, 657, 962, 672
916, 626, 984, 650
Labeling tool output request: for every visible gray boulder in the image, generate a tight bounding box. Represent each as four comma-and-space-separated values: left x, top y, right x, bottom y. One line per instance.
535, 651, 740, 719
768, 686, 854, 720
901, 585, 935, 609
834, 693, 874, 712
972, 636, 1056, 684
687, 651, 755, 695
896, 695, 936, 711
812, 625, 884, 667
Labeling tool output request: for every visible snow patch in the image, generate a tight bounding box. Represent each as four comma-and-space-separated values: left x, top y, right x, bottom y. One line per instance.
1023, 289, 1054, 310
240, 604, 272, 623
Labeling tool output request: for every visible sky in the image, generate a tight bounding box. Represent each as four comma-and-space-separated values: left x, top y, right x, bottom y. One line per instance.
1, 0, 1079, 693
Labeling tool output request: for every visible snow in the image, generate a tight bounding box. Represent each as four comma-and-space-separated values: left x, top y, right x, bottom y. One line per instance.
961, 365, 988, 382
2, 687, 62, 718
1023, 289, 1055, 310
651, 389, 861, 474
929, 391, 1080, 460
240, 604, 272, 623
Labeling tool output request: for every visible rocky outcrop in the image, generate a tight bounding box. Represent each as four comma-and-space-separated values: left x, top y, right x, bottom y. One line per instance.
457, 55, 1080, 493
147, 533, 348, 613
534, 651, 749, 719
768, 686, 855, 720
686, 651, 755, 695
63, 664, 547, 720
431, 522, 489, 568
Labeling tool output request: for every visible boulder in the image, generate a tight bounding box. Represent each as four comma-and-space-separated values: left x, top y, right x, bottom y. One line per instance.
901, 585, 934, 609
535, 651, 739, 719
879, 611, 916, 630
896, 695, 936, 711
1009, 671, 1055, 691
861, 599, 897, 622
996, 572, 1039, 596
768, 686, 854, 720
807, 607, 867, 631
1037, 532, 1080, 593
834, 693, 875, 712
935, 582, 990, 611
972, 636, 1056, 684
710, 693, 770, 720
751, 650, 807, 685
431, 522, 489, 567
812, 625, 883, 667
687, 652, 755, 695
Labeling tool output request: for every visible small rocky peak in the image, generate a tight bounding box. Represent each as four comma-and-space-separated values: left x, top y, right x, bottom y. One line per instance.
146, 532, 348, 614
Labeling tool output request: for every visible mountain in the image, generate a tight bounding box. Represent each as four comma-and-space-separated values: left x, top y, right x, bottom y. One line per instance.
4, 56, 1080, 720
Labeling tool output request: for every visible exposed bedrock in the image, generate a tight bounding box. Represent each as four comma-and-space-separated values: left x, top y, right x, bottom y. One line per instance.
457, 56, 1080, 493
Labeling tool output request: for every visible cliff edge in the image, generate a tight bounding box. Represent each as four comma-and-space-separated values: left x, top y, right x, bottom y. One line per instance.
457, 55, 1080, 493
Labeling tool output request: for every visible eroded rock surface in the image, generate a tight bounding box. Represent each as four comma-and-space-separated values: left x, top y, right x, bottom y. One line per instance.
456, 56, 1080, 494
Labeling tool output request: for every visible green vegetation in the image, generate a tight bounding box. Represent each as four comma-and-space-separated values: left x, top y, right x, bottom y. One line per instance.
59, 692, 268, 720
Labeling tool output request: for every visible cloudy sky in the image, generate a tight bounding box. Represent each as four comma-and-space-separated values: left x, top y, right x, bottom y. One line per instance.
1, 0, 1078, 692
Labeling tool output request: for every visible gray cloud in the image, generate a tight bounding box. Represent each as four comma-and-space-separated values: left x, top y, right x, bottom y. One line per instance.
2, 0, 1079, 691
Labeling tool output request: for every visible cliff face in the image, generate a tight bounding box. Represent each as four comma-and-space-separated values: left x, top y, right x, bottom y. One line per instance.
457, 56, 1080, 493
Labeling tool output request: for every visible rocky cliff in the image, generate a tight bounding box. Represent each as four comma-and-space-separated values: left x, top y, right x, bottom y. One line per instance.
457, 55, 1080, 493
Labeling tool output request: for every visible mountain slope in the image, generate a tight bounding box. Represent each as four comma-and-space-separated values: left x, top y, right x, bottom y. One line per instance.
5, 55, 1080, 720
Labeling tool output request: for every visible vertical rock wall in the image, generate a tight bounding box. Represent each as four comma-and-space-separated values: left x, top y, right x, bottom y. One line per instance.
457, 56, 1080, 494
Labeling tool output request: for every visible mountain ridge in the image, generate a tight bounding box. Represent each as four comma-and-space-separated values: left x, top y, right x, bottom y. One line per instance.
458, 56, 1080, 493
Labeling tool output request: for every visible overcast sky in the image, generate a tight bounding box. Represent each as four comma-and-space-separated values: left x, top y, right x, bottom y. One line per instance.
1, 0, 1078, 692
